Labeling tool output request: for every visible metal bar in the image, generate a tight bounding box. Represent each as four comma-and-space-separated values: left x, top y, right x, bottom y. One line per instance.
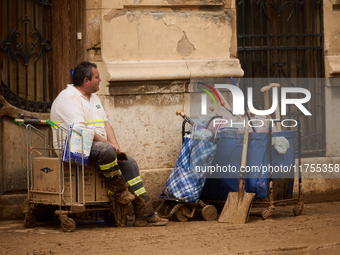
29, 190, 60, 195
286, 4, 291, 78
33, 1, 37, 102
295, 1, 299, 78
312, 2, 317, 150
25, 124, 30, 199
42, 0, 46, 102
57, 128, 66, 209
268, 120, 274, 210
303, 1, 307, 78
277, 1, 282, 79
25, 0, 29, 100
6, 0, 11, 91
297, 119, 302, 201
242, 0, 246, 79
58, 134, 62, 208
268, 3, 273, 78
81, 133, 85, 205
302, 2, 309, 151
259, 1, 265, 108
251, 0, 255, 78
237, 45, 323, 51
260, 0, 264, 78
181, 119, 189, 144
237, 33, 323, 38
320, 0, 326, 157
253, 198, 299, 205
28, 125, 34, 190
15, 0, 19, 96
50, 2, 54, 101
77, 164, 80, 203
67, 129, 73, 207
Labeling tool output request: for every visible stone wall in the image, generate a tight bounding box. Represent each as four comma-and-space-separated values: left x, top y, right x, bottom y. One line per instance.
85, 0, 340, 208
86, 0, 242, 170
324, 0, 340, 157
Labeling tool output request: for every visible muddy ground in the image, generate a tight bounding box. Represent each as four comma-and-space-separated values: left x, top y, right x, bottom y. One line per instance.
0, 202, 339, 255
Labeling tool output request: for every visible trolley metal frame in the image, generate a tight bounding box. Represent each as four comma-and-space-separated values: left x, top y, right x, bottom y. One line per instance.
158, 118, 304, 222
156, 117, 223, 222
18, 119, 113, 231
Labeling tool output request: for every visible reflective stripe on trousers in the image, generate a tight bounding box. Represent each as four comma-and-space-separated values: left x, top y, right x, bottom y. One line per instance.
128, 176, 146, 196
99, 158, 121, 178
89, 141, 149, 197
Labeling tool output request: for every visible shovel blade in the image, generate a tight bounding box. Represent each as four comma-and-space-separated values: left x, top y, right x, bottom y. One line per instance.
218, 191, 255, 224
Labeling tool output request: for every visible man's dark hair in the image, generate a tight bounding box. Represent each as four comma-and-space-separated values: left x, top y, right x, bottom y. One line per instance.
73, 61, 97, 86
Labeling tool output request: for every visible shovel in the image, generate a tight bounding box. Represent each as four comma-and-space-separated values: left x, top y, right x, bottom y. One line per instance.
218, 115, 255, 224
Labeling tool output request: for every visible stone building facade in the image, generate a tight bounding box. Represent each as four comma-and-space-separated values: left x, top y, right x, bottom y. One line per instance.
85, 0, 340, 204
1, 0, 340, 219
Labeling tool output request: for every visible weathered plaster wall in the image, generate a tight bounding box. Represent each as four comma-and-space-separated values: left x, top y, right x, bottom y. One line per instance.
86, 0, 238, 60
86, 0, 241, 170
103, 91, 186, 170
323, 0, 340, 158
324, 0, 340, 58
101, 8, 233, 61
83, 0, 340, 209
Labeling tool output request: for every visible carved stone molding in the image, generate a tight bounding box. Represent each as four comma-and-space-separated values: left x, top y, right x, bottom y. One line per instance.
106, 59, 244, 82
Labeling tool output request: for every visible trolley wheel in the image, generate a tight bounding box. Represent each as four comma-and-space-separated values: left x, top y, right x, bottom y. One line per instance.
293, 202, 304, 216
104, 211, 116, 226
24, 213, 36, 228
201, 205, 218, 221
164, 204, 173, 217
175, 205, 190, 222
155, 201, 171, 218
60, 217, 76, 232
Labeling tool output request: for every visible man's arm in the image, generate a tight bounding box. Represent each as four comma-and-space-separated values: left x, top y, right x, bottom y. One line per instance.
104, 121, 121, 154
80, 121, 121, 154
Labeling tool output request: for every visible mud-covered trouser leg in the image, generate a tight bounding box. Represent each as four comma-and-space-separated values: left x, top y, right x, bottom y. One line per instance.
118, 156, 155, 218
89, 142, 127, 193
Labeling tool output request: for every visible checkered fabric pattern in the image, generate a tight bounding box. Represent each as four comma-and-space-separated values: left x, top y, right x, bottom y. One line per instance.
161, 136, 218, 203
174, 136, 191, 169
189, 138, 216, 172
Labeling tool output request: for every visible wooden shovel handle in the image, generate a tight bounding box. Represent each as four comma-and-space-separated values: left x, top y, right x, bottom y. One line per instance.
239, 115, 250, 192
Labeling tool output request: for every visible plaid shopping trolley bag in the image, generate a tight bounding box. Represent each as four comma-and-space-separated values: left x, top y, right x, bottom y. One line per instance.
161, 125, 220, 203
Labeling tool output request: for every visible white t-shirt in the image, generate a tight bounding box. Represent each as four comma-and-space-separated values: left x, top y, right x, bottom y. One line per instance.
50, 84, 108, 148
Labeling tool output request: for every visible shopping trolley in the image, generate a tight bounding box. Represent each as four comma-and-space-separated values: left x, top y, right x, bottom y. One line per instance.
199, 119, 304, 220
156, 115, 222, 222
15, 117, 115, 232
157, 117, 303, 222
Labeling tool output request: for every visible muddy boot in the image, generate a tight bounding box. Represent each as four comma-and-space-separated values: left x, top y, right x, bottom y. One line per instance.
132, 195, 168, 227
107, 195, 130, 227
115, 190, 135, 205
107, 174, 135, 205
134, 213, 169, 227
106, 175, 135, 227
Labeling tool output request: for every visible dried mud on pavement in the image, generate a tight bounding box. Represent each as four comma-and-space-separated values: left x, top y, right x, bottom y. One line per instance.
0, 202, 339, 255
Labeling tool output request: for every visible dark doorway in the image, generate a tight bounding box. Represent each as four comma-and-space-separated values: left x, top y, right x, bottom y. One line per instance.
236, 0, 325, 156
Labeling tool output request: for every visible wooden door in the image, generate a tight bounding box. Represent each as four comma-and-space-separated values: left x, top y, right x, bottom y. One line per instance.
0, 0, 85, 219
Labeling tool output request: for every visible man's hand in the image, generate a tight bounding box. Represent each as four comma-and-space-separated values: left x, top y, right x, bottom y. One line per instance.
105, 121, 122, 154
86, 121, 122, 155
110, 142, 121, 155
